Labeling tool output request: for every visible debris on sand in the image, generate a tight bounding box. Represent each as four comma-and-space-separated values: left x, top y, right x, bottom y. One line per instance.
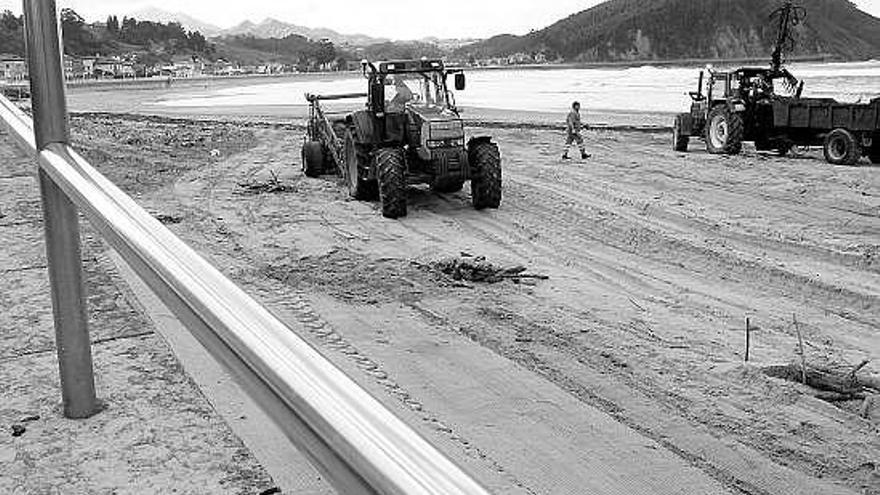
237, 171, 296, 195
429, 255, 549, 284
11, 424, 26, 437
764, 360, 880, 403
154, 213, 183, 225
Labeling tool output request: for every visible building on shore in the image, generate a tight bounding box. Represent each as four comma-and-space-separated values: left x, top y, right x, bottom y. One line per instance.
64, 56, 86, 81
93, 57, 136, 79
0, 55, 28, 82
160, 57, 205, 78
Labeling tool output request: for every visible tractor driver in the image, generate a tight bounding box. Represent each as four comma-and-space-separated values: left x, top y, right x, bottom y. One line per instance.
387, 77, 415, 112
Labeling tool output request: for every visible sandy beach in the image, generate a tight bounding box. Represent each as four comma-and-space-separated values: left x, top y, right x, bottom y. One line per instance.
1, 64, 873, 490
44, 73, 880, 495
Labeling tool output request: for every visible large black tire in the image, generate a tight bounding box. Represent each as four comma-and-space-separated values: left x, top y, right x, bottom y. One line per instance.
824, 128, 862, 166
870, 144, 880, 165
469, 140, 502, 210
704, 105, 743, 155
376, 147, 407, 219
673, 114, 689, 152
302, 141, 324, 178
431, 177, 465, 193
344, 130, 378, 200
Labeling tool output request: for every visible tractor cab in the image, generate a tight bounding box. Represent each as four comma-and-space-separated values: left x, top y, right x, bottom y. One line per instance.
364, 59, 465, 116
362, 59, 468, 162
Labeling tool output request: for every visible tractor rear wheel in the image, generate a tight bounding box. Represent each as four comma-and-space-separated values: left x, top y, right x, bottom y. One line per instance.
469, 140, 502, 210
673, 114, 689, 152
824, 128, 861, 166
344, 130, 378, 200
431, 177, 465, 193
705, 106, 743, 155
302, 141, 324, 177
376, 147, 407, 219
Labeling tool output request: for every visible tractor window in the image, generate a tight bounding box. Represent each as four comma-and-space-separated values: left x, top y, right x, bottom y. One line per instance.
421, 74, 447, 108
712, 74, 729, 96
386, 76, 417, 112
385, 73, 447, 111
769, 76, 798, 97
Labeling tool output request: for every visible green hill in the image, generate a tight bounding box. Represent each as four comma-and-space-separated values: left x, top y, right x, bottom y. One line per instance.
457, 0, 880, 63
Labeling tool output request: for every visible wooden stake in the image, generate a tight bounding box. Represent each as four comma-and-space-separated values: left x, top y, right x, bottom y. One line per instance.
793, 314, 807, 385
852, 359, 871, 380
860, 395, 875, 419
745, 318, 751, 363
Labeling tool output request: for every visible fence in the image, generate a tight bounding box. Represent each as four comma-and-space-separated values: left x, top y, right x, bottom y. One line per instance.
0, 1, 492, 494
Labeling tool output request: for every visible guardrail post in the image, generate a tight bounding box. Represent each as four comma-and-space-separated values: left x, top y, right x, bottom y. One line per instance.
23, 0, 99, 419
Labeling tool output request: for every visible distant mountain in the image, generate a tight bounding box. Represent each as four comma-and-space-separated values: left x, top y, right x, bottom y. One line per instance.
457, 0, 880, 62
128, 7, 223, 36
221, 18, 388, 46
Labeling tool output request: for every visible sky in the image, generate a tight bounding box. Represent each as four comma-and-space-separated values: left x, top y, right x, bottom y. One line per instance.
0, 0, 878, 40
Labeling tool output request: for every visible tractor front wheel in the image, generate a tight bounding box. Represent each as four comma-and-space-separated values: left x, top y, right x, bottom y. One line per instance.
302, 141, 324, 177
673, 114, 689, 152
469, 140, 502, 210
824, 128, 862, 166
376, 147, 408, 219
705, 106, 743, 155
344, 130, 378, 200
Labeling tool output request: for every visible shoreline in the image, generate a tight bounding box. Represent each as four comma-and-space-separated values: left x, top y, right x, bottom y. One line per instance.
66, 82, 677, 130
57, 53, 848, 93
69, 107, 674, 133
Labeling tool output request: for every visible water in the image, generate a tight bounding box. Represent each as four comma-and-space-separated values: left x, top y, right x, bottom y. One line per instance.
158, 61, 880, 116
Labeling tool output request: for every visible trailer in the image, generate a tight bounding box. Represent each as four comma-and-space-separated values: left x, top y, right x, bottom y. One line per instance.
768, 97, 880, 165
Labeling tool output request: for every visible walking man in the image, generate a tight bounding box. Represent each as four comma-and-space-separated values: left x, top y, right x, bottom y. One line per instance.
562, 101, 590, 160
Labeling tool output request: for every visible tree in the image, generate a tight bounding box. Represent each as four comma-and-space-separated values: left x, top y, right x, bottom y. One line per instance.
106, 15, 119, 35
314, 39, 336, 67
187, 30, 207, 52
60, 8, 100, 56
0, 10, 25, 56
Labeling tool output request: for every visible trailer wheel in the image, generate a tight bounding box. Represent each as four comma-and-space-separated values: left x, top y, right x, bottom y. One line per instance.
673, 114, 689, 152
344, 130, 378, 200
469, 140, 502, 210
376, 147, 407, 219
705, 106, 743, 155
824, 129, 862, 166
431, 177, 465, 193
302, 141, 324, 177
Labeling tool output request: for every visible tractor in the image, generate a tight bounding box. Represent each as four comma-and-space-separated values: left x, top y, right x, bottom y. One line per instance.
672, 1, 880, 166
302, 59, 502, 218
672, 66, 804, 156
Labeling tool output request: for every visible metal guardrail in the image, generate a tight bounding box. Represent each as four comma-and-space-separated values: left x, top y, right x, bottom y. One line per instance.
0, 1, 493, 494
